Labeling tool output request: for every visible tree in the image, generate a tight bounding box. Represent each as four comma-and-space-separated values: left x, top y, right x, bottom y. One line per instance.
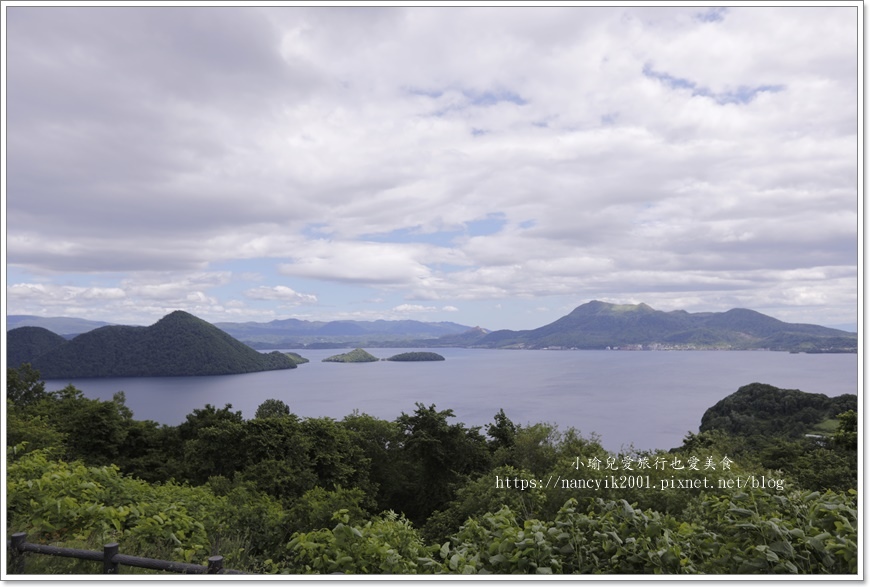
833, 410, 858, 450
255, 398, 291, 419
486, 408, 517, 452
6, 364, 51, 407
28, 384, 133, 466
394, 403, 490, 524
341, 411, 405, 513
177, 403, 244, 441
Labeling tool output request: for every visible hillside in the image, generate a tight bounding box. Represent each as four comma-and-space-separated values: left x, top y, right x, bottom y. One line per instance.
699, 382, 857, 439
474, 301, 857, 352
8, 311, 297, 378
6, 327, 68, 368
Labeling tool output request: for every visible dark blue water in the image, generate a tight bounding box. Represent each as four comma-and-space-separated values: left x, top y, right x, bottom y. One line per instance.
43, 349, 858, 452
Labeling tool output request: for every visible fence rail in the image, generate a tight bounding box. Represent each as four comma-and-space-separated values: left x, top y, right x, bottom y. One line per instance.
7, 532, 245, 575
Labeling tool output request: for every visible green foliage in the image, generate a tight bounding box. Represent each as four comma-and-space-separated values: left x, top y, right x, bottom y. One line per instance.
385, 352, 445, 361
254, 398, 291, 419
684, 487, 858, 573
286, 486, 369, 534
22, 386, 134, 466
833, 410, 857, 449
287, 511, 429, 574
393, 404, 491, 525
682, 386, 858, 494
430, 500, 696, 574
322, 348, 380, 363
700, 383, 857, 439
6, 399, 67, 458
6, 363, 53, 407
485, 408, 517, 452
7, 449, 212, 561
340, 411, 406, 513
422, 465, 546, 544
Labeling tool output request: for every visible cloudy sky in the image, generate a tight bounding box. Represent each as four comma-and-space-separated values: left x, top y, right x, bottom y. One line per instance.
4, 5, 860, 332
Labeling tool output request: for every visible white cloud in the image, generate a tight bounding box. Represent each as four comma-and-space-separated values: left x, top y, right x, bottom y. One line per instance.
392, 304, 437, 313
244, 285, 318, 304
4, 7, 857, 328
278, 241, 436, 286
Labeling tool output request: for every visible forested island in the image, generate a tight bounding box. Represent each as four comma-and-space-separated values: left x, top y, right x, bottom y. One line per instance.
6, 366, 857, 575
385, 352, 445, 362
322, 348, 380, 363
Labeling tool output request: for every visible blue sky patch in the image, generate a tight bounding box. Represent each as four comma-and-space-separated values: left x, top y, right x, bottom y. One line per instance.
362, 226, 462, 247
302, 222, 333, 239
465, 213, 508, 237
643, 63, 784, 105
465, 89, 527, 107
696, 7, 727, 23
406, 87, 444, 98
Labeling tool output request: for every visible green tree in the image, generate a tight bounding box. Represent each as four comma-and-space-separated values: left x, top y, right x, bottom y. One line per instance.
394, 404, 490, 525
26, 385, 133, 466
340, 411, 405, 513
833, 410, 858, 450
486, 408, 517, 452
6, 364, 51, 407
254, 398, 291, 419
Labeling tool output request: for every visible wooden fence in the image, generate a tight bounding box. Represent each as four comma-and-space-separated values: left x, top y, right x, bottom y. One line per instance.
7, 532, 245, 575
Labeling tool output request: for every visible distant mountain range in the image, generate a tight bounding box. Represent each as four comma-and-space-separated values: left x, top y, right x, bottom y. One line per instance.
5, 315, 476, 348
460, 301, 857, 352
6, 302, 857, 374
212, 318, 474, 348
7, 311, 296, 378
6, 315, 114, 338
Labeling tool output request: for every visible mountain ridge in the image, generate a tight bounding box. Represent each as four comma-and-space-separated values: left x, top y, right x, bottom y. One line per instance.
6, 301, 856, 355
469, 301, 856, 352
7, 310, 297, 378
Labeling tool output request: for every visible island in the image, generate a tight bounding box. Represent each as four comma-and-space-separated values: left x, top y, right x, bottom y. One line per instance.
385, 352, 445, 362
322, 348, 379, 363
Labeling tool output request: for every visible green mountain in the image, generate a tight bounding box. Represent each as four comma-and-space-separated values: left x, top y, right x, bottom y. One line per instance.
8, 310, 297, 378
7, 326, 68, 368
474, 301, 857, 352
699, 382, 857, 439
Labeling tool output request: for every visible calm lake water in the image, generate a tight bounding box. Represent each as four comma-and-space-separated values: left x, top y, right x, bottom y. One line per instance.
43, 349, 858, 452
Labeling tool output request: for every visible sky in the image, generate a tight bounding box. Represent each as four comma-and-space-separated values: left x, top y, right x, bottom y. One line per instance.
3, 4, 861, 332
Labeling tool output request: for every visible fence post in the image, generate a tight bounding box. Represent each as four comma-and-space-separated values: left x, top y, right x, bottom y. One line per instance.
103, 543, 120, 574
10, 533, 26, 574
207, 556, 224, 574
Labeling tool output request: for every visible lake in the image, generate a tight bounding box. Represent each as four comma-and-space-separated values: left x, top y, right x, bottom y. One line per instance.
43, 349, 858, 452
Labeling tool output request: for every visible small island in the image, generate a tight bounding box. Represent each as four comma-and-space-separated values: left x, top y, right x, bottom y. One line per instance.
322, 348, 379, 363
386, 352, 446, 362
